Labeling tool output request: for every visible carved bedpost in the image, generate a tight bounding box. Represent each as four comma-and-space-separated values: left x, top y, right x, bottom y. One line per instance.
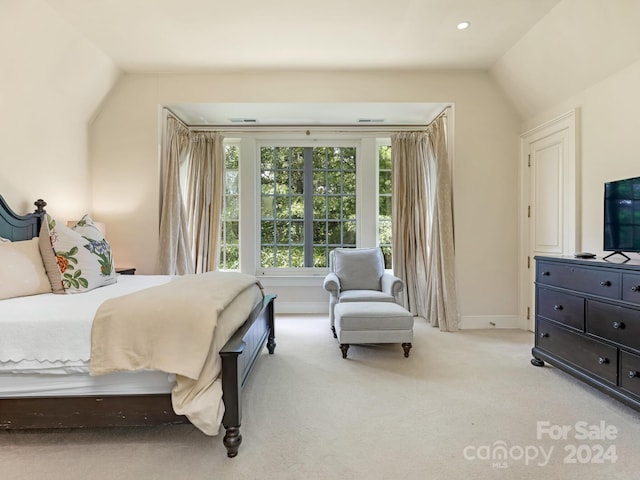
34, 199, 47, 213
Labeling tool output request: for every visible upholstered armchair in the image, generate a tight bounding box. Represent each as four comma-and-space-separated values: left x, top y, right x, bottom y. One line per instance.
323, 247, 404, 337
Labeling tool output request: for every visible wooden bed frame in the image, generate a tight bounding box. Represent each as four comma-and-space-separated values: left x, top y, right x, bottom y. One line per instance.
0, 196, 276, 458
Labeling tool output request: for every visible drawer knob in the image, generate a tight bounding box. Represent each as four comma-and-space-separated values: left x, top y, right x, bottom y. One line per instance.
600, 280, 612, 287
598, 357, 609, 365
629, 371, 639, 379
539, 332, 549, 338
612, 321, 625, 329
542, 271, 550, 276
632, 285, 640, 292
553, 304, 563, 311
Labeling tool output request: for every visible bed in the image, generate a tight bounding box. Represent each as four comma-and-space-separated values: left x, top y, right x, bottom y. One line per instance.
0, 195, 276, 458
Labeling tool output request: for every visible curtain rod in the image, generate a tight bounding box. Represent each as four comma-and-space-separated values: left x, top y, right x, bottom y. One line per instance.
164, 105, 451, 134
187, 125, 429, 134
164, 108, 190, 130
433, 106, 450, 123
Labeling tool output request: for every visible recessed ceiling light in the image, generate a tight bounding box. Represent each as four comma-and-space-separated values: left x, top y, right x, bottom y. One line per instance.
457, 21, 470, 30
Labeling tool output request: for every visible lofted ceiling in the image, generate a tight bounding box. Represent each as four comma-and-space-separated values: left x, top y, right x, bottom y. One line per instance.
44, 0, 562, 124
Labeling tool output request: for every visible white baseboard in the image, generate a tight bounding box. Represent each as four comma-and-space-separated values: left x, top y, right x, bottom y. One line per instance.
271, 304, 527, 330
458, 314, 523, 330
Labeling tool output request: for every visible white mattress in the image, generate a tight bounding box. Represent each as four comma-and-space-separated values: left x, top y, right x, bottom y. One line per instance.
0, 370, 175, 397
0, 275, 172, 374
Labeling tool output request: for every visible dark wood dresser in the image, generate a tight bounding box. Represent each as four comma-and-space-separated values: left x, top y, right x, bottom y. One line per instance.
532, 255, 640, 411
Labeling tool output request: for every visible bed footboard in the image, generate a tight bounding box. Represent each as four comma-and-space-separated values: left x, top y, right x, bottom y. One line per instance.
220, 294, 276, 457
0, 294, 276, 459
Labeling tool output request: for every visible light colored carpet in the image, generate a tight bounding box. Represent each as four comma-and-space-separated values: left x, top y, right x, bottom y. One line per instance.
2, 314, 639, 479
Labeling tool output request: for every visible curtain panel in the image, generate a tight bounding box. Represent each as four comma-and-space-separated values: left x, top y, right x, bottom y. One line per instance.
391, 116, 459, 331
185, 132, 225, 273
158, 116, 195, 275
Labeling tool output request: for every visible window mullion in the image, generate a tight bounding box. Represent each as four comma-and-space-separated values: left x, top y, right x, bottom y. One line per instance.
303, 147, 314, 267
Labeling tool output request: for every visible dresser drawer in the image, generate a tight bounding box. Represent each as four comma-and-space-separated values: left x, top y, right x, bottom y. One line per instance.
622, 273, 640, 305
536, 261, 620, 299
536, 319, 617, 384
619, 351, 640, 398
586, 300, 640, 352
536, 287, 584, 330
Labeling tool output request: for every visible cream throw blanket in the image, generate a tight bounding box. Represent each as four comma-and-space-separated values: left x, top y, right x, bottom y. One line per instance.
90, 271, 263, 435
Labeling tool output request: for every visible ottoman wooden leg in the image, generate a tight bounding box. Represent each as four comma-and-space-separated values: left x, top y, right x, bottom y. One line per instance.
331, 325, 337, 338
340, 344, 350, 359
402, 342, 412, 358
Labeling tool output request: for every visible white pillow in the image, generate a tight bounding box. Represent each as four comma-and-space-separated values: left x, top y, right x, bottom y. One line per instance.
0, 237, 52, 299
39, 214, 116, 294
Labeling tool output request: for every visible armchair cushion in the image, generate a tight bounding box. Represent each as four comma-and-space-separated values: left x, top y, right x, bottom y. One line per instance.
339, 290, 396, 303
332, 247, 384, 292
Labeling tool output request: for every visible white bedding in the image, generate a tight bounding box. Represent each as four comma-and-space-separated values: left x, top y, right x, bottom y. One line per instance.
0, 275, 172, 374
0, 273, 264, 413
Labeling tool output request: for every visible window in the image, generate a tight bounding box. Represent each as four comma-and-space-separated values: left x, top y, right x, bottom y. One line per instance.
219, 143, 240, 270
378, 144, 392, 268
260, 145, 357, 269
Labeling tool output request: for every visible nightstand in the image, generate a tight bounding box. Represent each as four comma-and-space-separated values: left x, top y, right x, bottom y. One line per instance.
115, 267, 136, 275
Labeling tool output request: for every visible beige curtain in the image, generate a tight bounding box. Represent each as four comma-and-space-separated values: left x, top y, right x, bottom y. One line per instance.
391, 131, 429, 316
185, 132, 225, 273
424, 116, 458, 331
392, 116, 459, 331
158, 116, 195, 275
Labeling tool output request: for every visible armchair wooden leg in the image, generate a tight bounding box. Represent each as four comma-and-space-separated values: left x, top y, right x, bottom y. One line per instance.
340, 344, 349, 359
331, 325, 337, 338
402, 343, 412, 358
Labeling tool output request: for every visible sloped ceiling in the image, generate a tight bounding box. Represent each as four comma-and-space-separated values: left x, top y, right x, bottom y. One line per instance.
491, 0, 640, 119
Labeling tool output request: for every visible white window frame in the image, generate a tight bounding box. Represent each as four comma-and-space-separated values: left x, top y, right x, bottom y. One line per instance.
256, 139, 359, 275
377, 139, 393, 269
219, 140, 241, 271
220, 132, 391, 278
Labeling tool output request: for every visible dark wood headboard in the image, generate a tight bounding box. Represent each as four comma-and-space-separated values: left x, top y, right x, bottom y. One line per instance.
0, 195, 47, 241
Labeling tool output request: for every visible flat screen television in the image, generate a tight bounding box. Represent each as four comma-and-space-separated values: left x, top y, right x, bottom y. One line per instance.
604, 176, 640, 259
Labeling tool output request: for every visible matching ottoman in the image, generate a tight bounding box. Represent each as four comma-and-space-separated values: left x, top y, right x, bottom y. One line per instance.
334, 302, 414, 359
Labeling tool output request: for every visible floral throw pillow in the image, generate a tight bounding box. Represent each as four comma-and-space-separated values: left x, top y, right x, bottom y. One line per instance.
39, 214, 116, 294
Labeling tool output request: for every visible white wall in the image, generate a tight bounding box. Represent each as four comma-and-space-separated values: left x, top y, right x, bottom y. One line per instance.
491, 0, 640, 258
0, 0, 119, 219
90, 70, 521, 325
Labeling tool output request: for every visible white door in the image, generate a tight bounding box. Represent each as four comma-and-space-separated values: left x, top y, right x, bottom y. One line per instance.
520, 111, 578, 331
